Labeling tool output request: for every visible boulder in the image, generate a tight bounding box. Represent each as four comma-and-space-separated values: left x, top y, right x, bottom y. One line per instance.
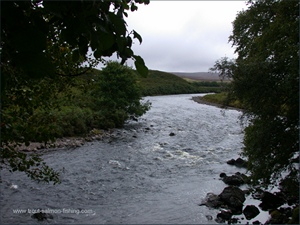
243, 205, 260, 220
226, 159, 236, 165
219, 186, 246, 214
217, 210, 233, 220
199, 193, 223, 208
228, 217, 239, 224
205, 215, 213, 221
169, 132, 176, 136
259, 191, 285, 211
219, 172, 245, 186
215, 211, 239, 224
226, 157, 247, 168
235, 157, 247, 168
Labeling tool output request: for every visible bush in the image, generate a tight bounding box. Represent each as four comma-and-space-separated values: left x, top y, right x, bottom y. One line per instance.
91, 61, 151, 127
29, 106, 94, 138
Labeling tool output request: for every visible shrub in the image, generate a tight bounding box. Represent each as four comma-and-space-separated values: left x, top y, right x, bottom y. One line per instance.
29, 106, 94, 138
91, 61, 151, 127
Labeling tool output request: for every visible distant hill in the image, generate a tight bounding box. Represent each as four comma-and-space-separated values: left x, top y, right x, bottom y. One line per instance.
137, 70, 198, 96
170, 72, 221, 81
137, 70, 226, 96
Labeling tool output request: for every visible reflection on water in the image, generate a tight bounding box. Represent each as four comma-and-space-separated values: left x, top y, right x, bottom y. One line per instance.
1, 94, 248, 224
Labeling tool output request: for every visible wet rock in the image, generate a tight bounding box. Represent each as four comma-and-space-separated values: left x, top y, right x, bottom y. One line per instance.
31, 212, 53, 221
85, 137, 93, 142
219, 186, 246, 214
169, 132, 176, 136
252, 187, 264, 200
219, 172, 245, 186
243, 205, 260, 220
199, 193, 223, 208
205, 215, 213, 221
236, 172, 250, 184
226, 159, 236, 165
226, 157, 247, 168
228, 217, 239, 224
259, 191, 285, 211
243, 189, 251, 196
217, 210, 232, 221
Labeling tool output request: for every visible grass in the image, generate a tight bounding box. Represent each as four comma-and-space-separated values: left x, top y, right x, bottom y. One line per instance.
201, 92, 243, 109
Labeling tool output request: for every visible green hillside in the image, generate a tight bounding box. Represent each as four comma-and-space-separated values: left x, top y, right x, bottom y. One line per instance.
137, 70, 226, 96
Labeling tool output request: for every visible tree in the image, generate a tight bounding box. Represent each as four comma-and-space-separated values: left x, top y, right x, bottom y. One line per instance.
1, 0, 149, 184
209, 56, 236, 81
228, 0, 299, 187
91, 61, 151, 128
1, 0, 149, 81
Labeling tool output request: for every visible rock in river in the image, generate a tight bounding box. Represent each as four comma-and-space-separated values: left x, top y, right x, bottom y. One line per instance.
219, 186, 246, 214
216, 210, 233, 222
219, 172, 245, 186
243, 205, 260, 220
259, 191, 285, 211
199, 193, 223, 208
226, 157, 247, 168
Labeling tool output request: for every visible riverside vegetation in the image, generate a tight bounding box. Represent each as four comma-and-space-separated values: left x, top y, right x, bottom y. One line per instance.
2, 64, 227, 142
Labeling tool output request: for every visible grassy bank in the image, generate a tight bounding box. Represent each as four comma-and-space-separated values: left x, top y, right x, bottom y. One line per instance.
199, 93, 243, 109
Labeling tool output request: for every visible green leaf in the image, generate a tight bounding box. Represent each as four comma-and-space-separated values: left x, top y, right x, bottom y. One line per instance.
133, 30, 142, 44
108, 12, 126, 36
98, 32, 115, 52
131, 4, 138, 12
133, 55, 148, 77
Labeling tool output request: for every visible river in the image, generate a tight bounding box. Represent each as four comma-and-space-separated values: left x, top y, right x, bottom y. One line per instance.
1, 94, 265, 224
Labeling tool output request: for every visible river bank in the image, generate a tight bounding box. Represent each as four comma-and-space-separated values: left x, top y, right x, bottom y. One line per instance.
192, 95, 243, 112
15, 128, 113, 152
16, 93, 234, 152
14, 94, 234, 152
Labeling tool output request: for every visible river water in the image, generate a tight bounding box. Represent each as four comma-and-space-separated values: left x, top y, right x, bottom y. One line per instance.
1, 94, 264, 224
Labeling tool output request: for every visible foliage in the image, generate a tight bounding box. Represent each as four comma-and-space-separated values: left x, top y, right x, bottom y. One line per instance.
0, 73, 71, 184
1, 0, 149, 82
1, 0, 149, 184
228, 0, 299, 185
209, 57, 236, 81
91, 62, 151, 128
190, 81, 229, 94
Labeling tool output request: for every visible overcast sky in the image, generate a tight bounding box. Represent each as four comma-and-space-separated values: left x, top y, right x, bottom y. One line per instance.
100, 1, 248, 72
